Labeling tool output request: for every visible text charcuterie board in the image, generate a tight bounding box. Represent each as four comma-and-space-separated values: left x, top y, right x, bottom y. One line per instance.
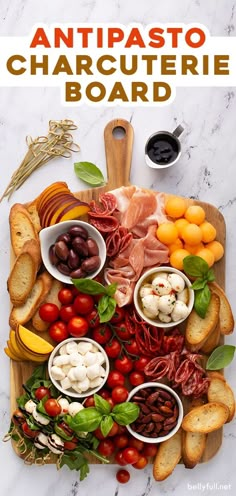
10, 119, 226, 463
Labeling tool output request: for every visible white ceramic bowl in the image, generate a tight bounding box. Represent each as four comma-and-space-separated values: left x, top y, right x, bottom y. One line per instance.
39, 220, 106, 284
126, 382, 183, 443
133, 266, 194, 328
48, 337, 109, 398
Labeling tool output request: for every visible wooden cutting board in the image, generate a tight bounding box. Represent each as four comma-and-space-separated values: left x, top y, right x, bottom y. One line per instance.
10, 118, 226, 463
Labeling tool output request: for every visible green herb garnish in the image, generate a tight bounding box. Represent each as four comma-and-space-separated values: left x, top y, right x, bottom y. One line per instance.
183, 255, 215, 318
206, 344, 236, 370
74, 162, 105, 186
72, 279, 117, 323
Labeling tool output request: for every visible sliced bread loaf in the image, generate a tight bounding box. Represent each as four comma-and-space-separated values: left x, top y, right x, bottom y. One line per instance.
207, 376, 235, 422
182, 402, 229, 433
185, 293, 220, 348
153, 428, 182, 481
209, 282, 234, 335
32, 279, 63, 331
10, 203, 38, 256
182, 430, 206, 468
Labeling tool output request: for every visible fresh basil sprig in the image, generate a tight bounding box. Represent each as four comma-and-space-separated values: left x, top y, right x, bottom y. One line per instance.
72, 279, 117, 323
74, 162, 105, 186
206, 344, 236, 370
183, 255, 215, 318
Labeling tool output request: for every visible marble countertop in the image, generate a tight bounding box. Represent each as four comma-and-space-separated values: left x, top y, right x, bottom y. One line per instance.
0, 1, 236, 495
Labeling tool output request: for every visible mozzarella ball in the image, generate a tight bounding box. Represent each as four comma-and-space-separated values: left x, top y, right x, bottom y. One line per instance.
77, 342, 93, 355
68, 402, 84, 416
168, 273, 185, 293
141, 294, 160, 318
154, 271, 168, 280
158, 294, 176, 314
91, 344, 99, 352
73, 365, 87, 381
96, 352, 105, 365
66, 341, 78, 354
89, 377, 103, 388
139, 284, 153, 298
99, 366, 106, 377
53, 355, 70, 366
171, 300, 189, 322
86, 363, 100, 380
177, 288, 189, 304
34, 433, 49, 450
83, 351, 98, 367
76, 377, 90, 392
25, 400, 36, 414
158, 312, 172, 323
50, 366, 66, 381
58, 398, 70, 414
60, 377, 72, 390
152, 277, 172, 296
59, 344, 68, 355
143, 307, 158, 319
69, 353, 83, 366
61, 364, 71, 375
67, 368, 77, 382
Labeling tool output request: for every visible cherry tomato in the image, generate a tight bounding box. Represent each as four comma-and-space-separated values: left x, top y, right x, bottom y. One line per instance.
64, 439, 78, 450
112, 386, 129, 404
116, 469, 130, 484
98, 439, 115, 457
73, 294, 94, 315
93, 427, 105, 440
128, 438, 144, 451
58, 288, 74, 305
129, 371, 145, 387
84, 396, 95, 408
142, 443, 158, 457
125, 339, 139, 356
116, 424, 126, 435
67, 316, 89, 337
49, 321, 69, 343
105, 339, 122, 359
115, 323, 132, 341
115, 450, 127, 466
134, 356, 150, 372
34, 386, 51, 400
71, 287, 81, 298
107, 422, 119, 437
107, 370, 125, 389
59, 305, 76, 322
22, 422, 39, 439
113, 434, 129, 449
110, 307, 125, 324
114, 356, 133, 374
12, 409, 25, 426
86, 309, 100, 328
39, 303, 59, 323
122, 447, 140, 465
133, 455, 148, 469
44, 398, 61, 417
57, 421, 74, 437
98, 389, 110, 400
106, 397, 115, 409
92, 325, 112, 345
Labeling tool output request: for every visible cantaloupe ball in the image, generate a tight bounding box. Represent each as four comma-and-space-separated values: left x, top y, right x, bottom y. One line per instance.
184, 205, 206, 225
196, 248, 215, 267
199, 222, 216, 243
156, 223, 178, 245
168, 238, 184, 254
170, 249, 190, 270
184, 242, 204, 254
165, 196, 187, 219
182, 224, 203, 246
205, 240, 224, 262
174, 218, 189, 238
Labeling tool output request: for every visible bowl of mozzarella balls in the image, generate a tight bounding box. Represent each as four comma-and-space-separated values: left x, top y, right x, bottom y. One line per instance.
48, 337, 109, 398
134, 267, 194, 328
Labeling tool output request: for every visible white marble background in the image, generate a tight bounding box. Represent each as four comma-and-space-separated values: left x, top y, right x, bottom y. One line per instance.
0, 0, 236, 495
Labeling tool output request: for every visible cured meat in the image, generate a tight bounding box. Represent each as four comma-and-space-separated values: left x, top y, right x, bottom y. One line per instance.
89, 215, 119, 233
106, 227, 133, 257
89, 193, 117, 216
121, 189, 157, 229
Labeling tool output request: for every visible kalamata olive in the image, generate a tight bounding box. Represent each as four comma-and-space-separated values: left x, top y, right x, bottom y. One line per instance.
12, 409, 25, 426
49, 244, 59, 266
87, 238, 99, 256
70, 267, 87, 278
81, 255, 101, 273
55, 241, 69, 261
57, 262, 71, 275
72, 237, 89, 257
69, 225, 88, 240
56, 232, 71, 244
68, 249, 80, 270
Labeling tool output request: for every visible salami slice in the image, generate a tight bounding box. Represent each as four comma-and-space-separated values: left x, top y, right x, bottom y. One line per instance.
89, 193, 117, 217
89, 215, 119, 233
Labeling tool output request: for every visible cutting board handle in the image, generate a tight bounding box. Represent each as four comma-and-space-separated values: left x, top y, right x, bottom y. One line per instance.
104, 119, 134, 190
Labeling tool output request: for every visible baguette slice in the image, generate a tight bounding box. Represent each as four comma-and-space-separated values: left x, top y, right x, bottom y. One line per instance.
182, 402, 229, 433
26, 201, 41, 233
9, 271, 53, 329
10, 203, 38, 256
185, 293, 220, 347
182, 430, 207, 468
201, 321, 221, 353
7, 239, 41, 306
207, 377, 235, 422
153, 428, 182, 481
209, 282, 234, 335
32, 279, 63, 331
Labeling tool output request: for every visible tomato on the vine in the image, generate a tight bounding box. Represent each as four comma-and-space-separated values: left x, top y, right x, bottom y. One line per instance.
98, 389, 110, 400
107, 422, 119, 437
98, 439, 115, 457
115, 450, 127, 466
113, 434, 129, 449
107, 370, 125, 389
141, 443, 158, 457
22, 422, 39, 439
58, 288, 74, 305
110, 307, 125, 324
49, 321, 69, 343
133, 455, 148, 470
114, 356, 133, 374
92, 325, 112, 345
84, 396, 95, 408
111, 386, 129, 404
73, 294, 94, 315
59, 305, 76, 322
44, 399, 61, 417
86, 309, 100, 328
128, 438, 144, 451
122, 447, 140, 465
116, 469, 130, 483
39, 303, 59, 323
105, 339, 122, 358
64, 439, 78, 450
134, 356, 150, 372
34, 386, 51, 400
124, 339, 139, 356
115, 323, 132, 341
67, 316, 89, 337
129, 371, 145, 387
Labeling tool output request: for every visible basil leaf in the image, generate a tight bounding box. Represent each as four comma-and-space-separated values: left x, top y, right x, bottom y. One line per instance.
60, 449, 90, 480
194, 285, 211, 318
17, 392, 30, 409
98, 295, 110, 314
112, 402, 140, 425
183, 255, 209, 278
191, 279, 207, 290
94, 394, 111, 415
25, 364, 47, 390
206, 268, 215, 282
54, 424, 73, 441
27, 416, 41, 431
100, 416, 114, 437
105, 283, 117, 296
206, 345, 236, 370
74, 162, 105, 186
69, 408, 103, 432
72, 278, 106, 295
99, 296, 117, 323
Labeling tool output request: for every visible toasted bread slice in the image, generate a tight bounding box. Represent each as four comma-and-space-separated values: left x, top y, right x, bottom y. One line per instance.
7, 239, 41, 306
182, 430, 207, 468
185, 293, 220, 347
10, 203, 38, 256
201, 321, 221, 354
153, 428, 182, 481
207, 377, 235, 422
32, 279, 63, 331
9, 271, 53, 329
26, 201, 41, 233
209, 282, 234, 335
207, 371, 225, 382
182, 402, 229, 433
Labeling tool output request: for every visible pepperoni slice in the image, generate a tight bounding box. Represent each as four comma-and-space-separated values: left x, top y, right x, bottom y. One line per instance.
89, 193, 117, 217
90, 215, 119, 233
